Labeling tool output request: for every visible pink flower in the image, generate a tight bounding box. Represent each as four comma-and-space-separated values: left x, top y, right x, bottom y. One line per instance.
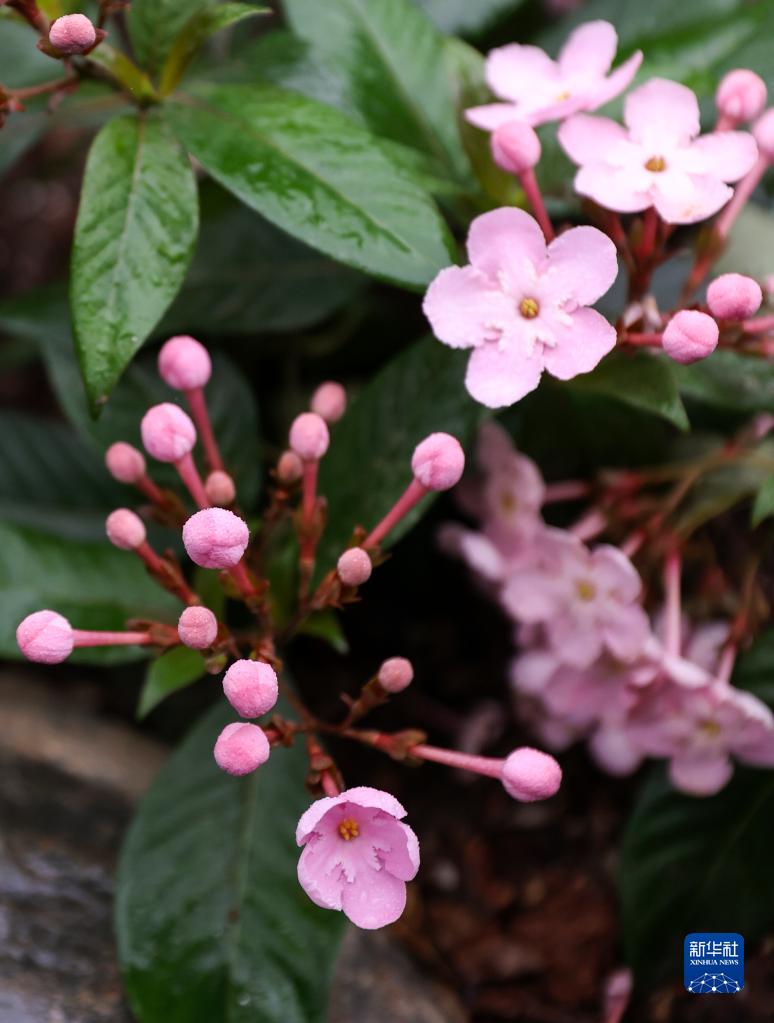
17, 610, 74, 664
559, 78, 759, 224
423, 208, 618, 407
502, 530, 650, 667
182, 507, 249, 568
49, 13, 96, 54
105, 508, 146, 551
158, 335, 212, 391
213, 722, 270, 776
477, 422, 545, 539
466, 20, 642, 130
337, 547, 373, 587
177, 606, 218, 649
296, 786, 419, 929
501, 747, 562, 801
222, 659, 279, 718
310, 381, 347, 423
411, 433, 465, 490
289, 412, 329, 461
707, 273, 763, 320
378, 657, 414, 693
661, 310, 718, 364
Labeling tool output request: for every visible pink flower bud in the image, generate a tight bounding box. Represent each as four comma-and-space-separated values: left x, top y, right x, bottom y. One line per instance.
707, 273, 763, 320
182, 507, 249, 568
105, 508, 146, 550
277, 450, 303, 484
378, 657, 414, 693
49, 13, 96, 54
411, 433, 465, 491
310, 381, 347, 423
158, 335, 212, 391
213, 722, 270, 776
222, 659, 279, 718
289, 412, 329, 461
716, 70, 767, 124
17, 610, 74, 664
337, 547, 372, 587
501, 747, 562, 802
205, 470, 236, 506
141, 403, 196, 463
662, 310, 719, 364
753, 108, 774, 162
105, 442, 146, 484
177, 606, 218, 649
491, 121, 541, 175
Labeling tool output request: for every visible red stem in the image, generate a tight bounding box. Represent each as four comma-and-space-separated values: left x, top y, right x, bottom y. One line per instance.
185, 387, 224, 472
364, 478, 427, 549
519, 168, 554, 241
72, 629, 152, 647
175, 452, 210, 509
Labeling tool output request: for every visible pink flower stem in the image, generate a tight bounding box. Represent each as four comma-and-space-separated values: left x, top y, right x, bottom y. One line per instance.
175, 452, 210, 509
364, 478, 428, 549
228, 561, 257, 600
72, 629, 152, 648
411, 743, 504, 779
715, 155, 768, 240
136, 541, 164, 574
321, 772, 341, 797
639, 207, 658, 261
136, 542, 198, 604
715, 113, 735, 132
716, 642, 737, 685
663, 549, 682, 657
621, 331, 663, 347
620, 531, 645, 559
137, 474, 167, 505
741, 314, 774, 335
542, 480, 591, 504
185, 387, 224, 472
519, 169, 554, 241
301, 460, 319, 527
569, 507, 607, 543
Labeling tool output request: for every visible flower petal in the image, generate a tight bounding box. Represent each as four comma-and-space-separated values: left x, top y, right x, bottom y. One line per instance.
602, 603, 651, 662
546, 225, 618, 305
558, 114, 629, 166
669, 755, 733, 796
558, 20, 617, 78
587, 50, 643, 110
464, 102, 524, 131
467, 207, 547, 280
297, 836, 345, 910
541, 307, 616, 381
423, 265, 512, 350
465, 338, 543, 408
688, 131, 759, 182
574, 164, 652, 213
652, 173, 732, 225
591, 545, 642, 601
341, 867, 407, 929
624, 78, 700, 149
371, 820, 420, 881
486, 44, 559, 103
546, 611, 603, 668
502, 570, 560, 622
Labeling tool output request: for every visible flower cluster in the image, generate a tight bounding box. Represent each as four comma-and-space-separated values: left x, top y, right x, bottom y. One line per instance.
424, 20, 774, 408
444, 422, 774, 796
15, 336, 563, 929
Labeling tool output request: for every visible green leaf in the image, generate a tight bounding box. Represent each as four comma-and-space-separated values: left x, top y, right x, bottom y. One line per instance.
733, 628, 774, 707
138, 646, 206, 718
674, 451, 773, 534
298, 610, 349, 654
715, 205, 774, 281
159, 2, 270, 96
167, 84, 454, 289
87, 44, 158, 103
317, 338, 482, 573
71, 111, 199, 409
0, 521, 177, 665
620, 765, 774, 986
675, 351, 774, 414
412, 0, 525, 35
283, 0, 470, 182
567, 350, 689, 430
116, 700, 347, 1022
752, 474, 774, 527
163, 184, 365, 335
128, 0, 211, 78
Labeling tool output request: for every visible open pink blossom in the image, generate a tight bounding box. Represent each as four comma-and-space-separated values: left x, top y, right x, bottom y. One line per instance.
502, 530, 650, 667
296, 786, 419, 929
559, 78, 759, 224
466, 20, 642, 130
423, 208, 618, 407
478, 422, 545, 539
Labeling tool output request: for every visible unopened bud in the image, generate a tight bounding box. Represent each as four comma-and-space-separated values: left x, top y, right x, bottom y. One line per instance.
707, 273, 763, 320
662, 310, 719, 364
411, 433, 465, 491
205, 470, 235, 505
106, 508, 146, 550
141, 403, 196, 463
178, 606, 218, 649
378, 657, 414, 694
213, 722, 270, 776
277, 450, 303, 484
337, 547, 372, 587
491, 121, 541, 175
105, 442, 146, 484
182, 507, 249, 568
222, 659, 279, 718
17, 610, 74, 664
501, 747, 562, 802
289, 412, 329, 461
310, 381, 347, 423
716, 69, 767, 125
158, 335, 212, 391
49, 13, 96, 54
753, 108, 774, 162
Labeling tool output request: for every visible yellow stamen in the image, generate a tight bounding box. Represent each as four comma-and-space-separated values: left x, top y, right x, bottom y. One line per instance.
645, 156, 666, 173
519, 297, 540, 319
555, 90, 571, 101
338, 817, 360, 841
501, 491, 517, 513
699, 720, 722, 738
575, 579, 596, 602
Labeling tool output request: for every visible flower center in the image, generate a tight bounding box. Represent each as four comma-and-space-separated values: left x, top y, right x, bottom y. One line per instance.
500, 491, 517, 513
698, 719, 722, 739
575, 579, 596, 602
338, 817, 360, 841
555, 90, 571, 101
519, 297, 540, 319
644, 155, 666, 173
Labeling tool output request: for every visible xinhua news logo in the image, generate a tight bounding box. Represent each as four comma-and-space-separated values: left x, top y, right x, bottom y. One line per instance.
684, 933, 744, 994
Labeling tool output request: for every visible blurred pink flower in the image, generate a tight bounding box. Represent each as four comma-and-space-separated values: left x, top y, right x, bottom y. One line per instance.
559, 78, 759, 223
466, 20, 642, 130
